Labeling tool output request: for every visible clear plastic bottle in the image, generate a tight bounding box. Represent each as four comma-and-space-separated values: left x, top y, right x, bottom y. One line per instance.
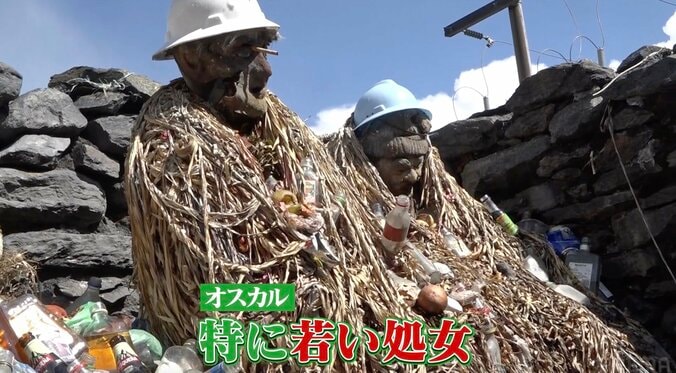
66, 278, 102, 316
0, 348, 15, 373
66, 353, 96, 373
406, 243, 442, 284
0, 347, 37, 373
440, 227, 471, 258
300, 158, 319, 206
371, 203, 386, 229
482, 323, 505, 373
155, 340, 203, 373
265, 175, 278, 193
381, 196, 411, 255
1, 294, 87, 365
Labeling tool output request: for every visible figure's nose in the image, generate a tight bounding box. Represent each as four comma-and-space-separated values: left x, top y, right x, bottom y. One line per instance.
247, 54, 272, 96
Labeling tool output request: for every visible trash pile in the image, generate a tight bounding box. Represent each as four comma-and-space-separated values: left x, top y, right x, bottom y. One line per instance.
0, 276, 236, 373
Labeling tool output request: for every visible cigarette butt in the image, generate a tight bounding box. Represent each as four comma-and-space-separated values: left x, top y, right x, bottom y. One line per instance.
252, 46, 279, 56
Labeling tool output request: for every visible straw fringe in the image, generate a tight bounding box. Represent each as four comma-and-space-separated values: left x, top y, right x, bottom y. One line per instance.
324, 118, 672, 372
125, 80, 671, 372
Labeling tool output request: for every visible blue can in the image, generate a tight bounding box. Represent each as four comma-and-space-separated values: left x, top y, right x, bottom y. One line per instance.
546, 225, 580, 256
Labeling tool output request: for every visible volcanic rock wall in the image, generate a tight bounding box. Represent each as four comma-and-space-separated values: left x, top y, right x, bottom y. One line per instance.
0, 63, 161, 317
431, 45, 676, 358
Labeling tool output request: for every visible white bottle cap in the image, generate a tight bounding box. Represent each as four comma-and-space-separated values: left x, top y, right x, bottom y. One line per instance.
395, 195, 409, 207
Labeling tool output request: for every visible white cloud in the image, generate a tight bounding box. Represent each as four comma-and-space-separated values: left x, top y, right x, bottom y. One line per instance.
655, 11, 676, 48
608, 59, 621, 71
310, 104, 355, 136
311, 55, 546, 135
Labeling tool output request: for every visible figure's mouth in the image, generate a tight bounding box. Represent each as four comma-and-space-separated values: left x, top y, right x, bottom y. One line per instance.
249, 86, 266, 99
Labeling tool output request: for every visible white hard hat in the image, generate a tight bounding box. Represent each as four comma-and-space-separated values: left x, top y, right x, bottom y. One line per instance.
153, 0, 280, 61
353, 79, 432, 131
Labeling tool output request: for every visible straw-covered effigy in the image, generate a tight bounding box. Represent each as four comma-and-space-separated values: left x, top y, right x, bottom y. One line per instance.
125, 79, 672, 372
324, 118, 675, 372
125, 80, 443, 372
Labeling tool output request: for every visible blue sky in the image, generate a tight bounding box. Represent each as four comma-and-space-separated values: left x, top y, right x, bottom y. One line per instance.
1, 1, 675, 134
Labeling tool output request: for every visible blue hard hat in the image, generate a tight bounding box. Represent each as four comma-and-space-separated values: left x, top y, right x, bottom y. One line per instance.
353, 79, 432, 131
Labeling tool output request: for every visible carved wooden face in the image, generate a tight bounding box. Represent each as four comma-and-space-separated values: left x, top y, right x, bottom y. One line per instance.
172, 29, 277, 125
356, 110, 432, 196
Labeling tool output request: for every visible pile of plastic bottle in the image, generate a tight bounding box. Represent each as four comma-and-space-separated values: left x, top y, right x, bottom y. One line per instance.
0, 277, 232, 373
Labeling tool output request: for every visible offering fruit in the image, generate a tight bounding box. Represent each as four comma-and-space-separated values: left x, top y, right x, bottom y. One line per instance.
416, 284, 448, 315
272, 189, 297, 205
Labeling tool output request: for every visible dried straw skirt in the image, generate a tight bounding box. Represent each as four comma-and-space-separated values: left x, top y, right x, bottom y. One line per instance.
125, 81, 671, 372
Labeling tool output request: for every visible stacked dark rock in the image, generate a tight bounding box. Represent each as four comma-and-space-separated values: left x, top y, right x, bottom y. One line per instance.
431, 45, 676, 358
0, 63, 161, 317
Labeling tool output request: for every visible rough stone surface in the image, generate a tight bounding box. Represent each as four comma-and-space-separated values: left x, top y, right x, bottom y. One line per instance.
48, 67, 161, 101
537, 146, 591, 178
641, 186, 676, 210
431, 57, 676, 361
541, 192, 633, 224
95, 217, 131, 236
460, 136, 551, 196
668, 149, 676, 168
0, 134, 70, 170
0, 169, 106, 231
505, 104, 556, 139
612, 202, 676, 250
83, 115, 135, 158
566, 184, 590, 200
74, 91, 129, 117
122, 291, 140, 316
549, 96, 605, 143
603, 249, 659, 279
0, 61, 22, 108
3, 231, 132, 271
101, 285, 132, 305
505, 60, 614, 115
105, 182, 127, 214
72, 140, 121, 180
661, 304, 676, 337
593, 163, 662, 195
551, 168, 581, 180
610, 106, 655, 131
0, 88, 88, 142
430, 115, 509, 159
499, 182, 566, 215
594, 129, 653, 173
616, 45, 673, 74
646, 281, 676, 299
603, 55, 676, 101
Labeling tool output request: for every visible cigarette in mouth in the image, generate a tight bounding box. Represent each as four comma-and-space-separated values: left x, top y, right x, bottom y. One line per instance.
252, 46, 279, 56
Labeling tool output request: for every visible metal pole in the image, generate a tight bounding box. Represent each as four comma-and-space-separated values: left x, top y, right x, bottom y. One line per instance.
597, 48, 606, 67
508, 1, 532, 82
483, 96, 490, 110
444, 0, 518, 37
